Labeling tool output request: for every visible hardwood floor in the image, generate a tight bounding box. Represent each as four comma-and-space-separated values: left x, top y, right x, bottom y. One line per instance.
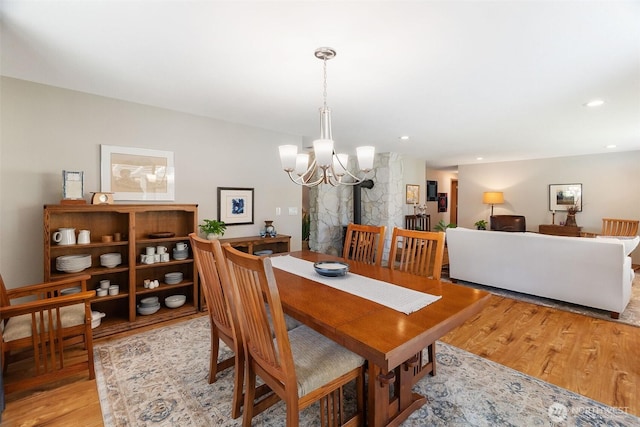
2, 298, 639, 425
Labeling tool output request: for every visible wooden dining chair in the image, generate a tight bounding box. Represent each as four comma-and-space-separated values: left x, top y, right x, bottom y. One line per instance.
387, 227, 446, 382
0, 273, 95, 395
222, 244, 365, 427
343, 223, 386, 266
189, 234, 279, 419
601, 218, 639, 237
388, 227, 446, 280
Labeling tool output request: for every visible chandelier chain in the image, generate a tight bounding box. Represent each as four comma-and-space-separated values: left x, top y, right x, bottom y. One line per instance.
322, 57, 328, 109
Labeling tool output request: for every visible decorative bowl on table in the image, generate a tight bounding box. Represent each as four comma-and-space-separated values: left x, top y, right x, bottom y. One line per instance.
313, 261, 349, 277
164, 294, 186, 308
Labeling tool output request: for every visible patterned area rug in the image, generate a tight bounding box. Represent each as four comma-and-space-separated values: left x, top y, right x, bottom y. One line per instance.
94, 316, 639, 426
443, 272, 640, 328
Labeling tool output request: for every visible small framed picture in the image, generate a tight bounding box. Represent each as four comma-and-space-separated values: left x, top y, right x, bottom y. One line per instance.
549, 183, 582, 212
218, 187, 254, 225
62, 170, 84, 200
406, 184, 420, 204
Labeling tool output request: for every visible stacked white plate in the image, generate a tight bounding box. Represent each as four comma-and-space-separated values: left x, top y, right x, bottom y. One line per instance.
138, 296, 160, 315
56, 254, 91, 273
100, 252, 122, 268
164, 272, 183, 284
172, 248, 188, 260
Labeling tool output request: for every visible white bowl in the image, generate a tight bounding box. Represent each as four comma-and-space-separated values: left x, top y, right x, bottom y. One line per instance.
164, 294, 186, 308
137, 303, 161, 315
96, 288, 108, 297
140, 296, 159, 305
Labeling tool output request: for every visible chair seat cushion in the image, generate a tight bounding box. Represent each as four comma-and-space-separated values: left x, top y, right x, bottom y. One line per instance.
286, 325, 364, 398
3, 303, 86, 342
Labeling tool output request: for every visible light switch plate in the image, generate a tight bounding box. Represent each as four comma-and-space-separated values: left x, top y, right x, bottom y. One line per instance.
288, 207, 298, 215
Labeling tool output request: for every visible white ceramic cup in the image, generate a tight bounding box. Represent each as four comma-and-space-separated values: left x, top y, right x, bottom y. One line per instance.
53, 228, 76, 245
156, 246, 167, 254
176, 242, 187, 251
96, 288, 108, 297
154, 254, 161, 263
108, 285, 119, 295
77, 229, 91, 244
160, 253, 170, 262
145, 246, 156, 256
100, 280, 110, 289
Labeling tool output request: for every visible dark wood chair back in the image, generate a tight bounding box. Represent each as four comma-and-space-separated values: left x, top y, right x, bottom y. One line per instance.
222, 245, 365, 426
343, 223, 386, 266
388, 227, 446, 280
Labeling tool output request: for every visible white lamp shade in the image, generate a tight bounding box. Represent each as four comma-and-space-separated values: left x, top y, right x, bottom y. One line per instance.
333, 153, 348, 176
279, 145, 298, 171
356, 146, 375, 171
313, 139, 334, 167
295, 153, 310, 176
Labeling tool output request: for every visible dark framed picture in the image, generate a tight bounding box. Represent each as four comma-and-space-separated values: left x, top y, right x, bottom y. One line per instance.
437, 193, 448, 213
548, 183, 582, 212
426, 180, 438, 201
406, 184, 420, 204
217, 187, 254, 225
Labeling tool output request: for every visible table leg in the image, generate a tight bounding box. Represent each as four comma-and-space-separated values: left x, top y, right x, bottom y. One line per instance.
368, 357, 428, 427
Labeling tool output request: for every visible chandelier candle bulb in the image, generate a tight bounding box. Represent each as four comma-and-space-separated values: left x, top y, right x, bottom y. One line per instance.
356, 146, 375, 171
279, 145, 298, 171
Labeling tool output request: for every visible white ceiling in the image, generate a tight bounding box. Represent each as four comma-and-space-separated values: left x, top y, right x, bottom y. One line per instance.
2, 1, 639, 168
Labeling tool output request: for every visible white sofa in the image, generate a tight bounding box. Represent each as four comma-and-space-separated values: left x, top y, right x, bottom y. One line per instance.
446, 227, 638, 317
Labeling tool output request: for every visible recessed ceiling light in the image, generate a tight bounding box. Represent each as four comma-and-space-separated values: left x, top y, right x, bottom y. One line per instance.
584, 99, 604, 107
399, 136, 410, 141
605, 144, 617, 149
476, 157, 484, 161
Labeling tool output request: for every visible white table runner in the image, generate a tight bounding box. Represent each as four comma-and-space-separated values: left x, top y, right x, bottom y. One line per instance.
270, 255, 441, 315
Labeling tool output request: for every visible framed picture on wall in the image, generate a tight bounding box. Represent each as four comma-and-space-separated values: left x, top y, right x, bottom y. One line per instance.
438, 193, 448, 213
218, 187, 254, 225
406, 184, 420, 204
548, 183, 582, 212
426, 180, 438, 201
100, 145, 175, 201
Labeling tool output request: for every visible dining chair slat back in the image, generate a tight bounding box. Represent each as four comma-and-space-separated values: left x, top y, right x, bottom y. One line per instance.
343, 223, 386, 266
189, 233, 245, 418
601, 218, 639, 237
388, 228, 446, 280
222, 244, 365, 427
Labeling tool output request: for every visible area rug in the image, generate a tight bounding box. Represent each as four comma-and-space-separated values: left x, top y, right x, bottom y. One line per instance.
442, 272, 640, 328
94, 316, 639, 426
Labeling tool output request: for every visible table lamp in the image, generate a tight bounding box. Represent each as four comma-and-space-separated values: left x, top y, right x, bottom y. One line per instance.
483, 192, 504, 216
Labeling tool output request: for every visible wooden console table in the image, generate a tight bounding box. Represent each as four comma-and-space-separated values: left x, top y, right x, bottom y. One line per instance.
538, 224, 582, 237
219, 234, 291, 254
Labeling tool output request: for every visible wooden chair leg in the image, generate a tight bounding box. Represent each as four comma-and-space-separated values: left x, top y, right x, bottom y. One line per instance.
428, 342, 436, 376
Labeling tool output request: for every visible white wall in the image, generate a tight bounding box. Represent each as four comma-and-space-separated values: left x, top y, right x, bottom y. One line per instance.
0, 77, 303, 286
456, 152, 640, 263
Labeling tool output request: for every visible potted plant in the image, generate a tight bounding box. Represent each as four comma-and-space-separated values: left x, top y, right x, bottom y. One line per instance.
199, 219, 227, 240
301, 211, 310, 250
474, 219, 488, 230
434, 219, 456, 232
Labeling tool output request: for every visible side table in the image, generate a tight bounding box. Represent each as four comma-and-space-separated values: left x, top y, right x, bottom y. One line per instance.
538, 224, 582, 237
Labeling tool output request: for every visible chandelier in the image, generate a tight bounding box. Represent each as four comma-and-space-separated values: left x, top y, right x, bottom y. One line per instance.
278, 47, 375, 187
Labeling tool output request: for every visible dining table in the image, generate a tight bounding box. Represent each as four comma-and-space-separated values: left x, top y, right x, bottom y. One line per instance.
270, 250, 491, 427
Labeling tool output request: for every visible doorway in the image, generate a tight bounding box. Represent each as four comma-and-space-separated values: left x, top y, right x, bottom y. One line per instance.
450, 179, 458, 226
